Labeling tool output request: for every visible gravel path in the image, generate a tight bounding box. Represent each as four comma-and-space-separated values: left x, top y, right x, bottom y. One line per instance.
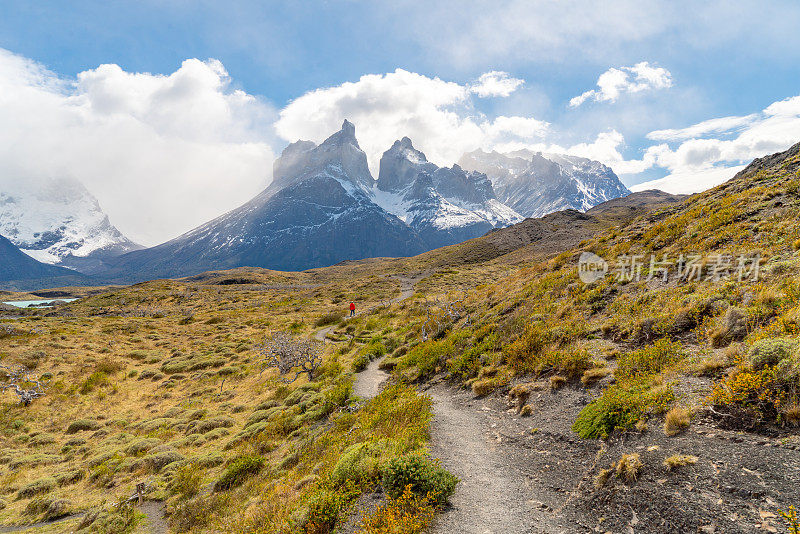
426, 384, 562, 534
139, 501, 169, 534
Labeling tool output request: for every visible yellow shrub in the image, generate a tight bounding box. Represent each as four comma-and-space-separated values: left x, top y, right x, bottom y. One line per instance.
359, 485, 435, 534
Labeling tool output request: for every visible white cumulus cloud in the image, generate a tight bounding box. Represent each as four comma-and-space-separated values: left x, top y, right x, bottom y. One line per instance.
630, 94, 800, 192
0, 49, 277, 246
275, 69, 548, 173
469, 71, 525, 98
569, 61, 672, 107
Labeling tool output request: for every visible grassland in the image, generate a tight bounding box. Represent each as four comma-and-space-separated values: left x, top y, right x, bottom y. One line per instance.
1, 144, 799, 533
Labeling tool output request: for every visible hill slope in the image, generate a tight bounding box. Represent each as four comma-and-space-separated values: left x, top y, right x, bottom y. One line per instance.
0, 233, 87, 290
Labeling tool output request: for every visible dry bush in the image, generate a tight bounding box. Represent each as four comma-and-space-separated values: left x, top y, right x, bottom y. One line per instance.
520, 404, 533, 416
471, 379, 494, 397
664, 406, 691, 436
594, 468, 614, 488
784, 404, 800, 426
508, 384, 531, 413
615, 453, 643, 483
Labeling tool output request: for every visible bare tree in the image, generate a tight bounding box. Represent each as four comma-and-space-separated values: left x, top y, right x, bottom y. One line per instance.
0, 364, 47, 406
421, 291, 471, 341
257, 332, 324, 382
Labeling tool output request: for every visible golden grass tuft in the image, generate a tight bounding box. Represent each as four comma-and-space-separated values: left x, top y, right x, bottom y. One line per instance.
663, 454, 698, 470
593, 468, 614, 489
784, 403, 800, 426
581, 367, 611, 386
615, 453, 643, 483
664, 406, 691, 436
471, 379, 495, 397
520, 404, 533, 416
549, 375, 566, 390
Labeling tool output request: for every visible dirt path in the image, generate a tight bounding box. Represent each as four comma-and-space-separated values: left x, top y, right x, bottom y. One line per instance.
425, 384, 564, 534
314, 274, 418, 345
139, 501, 169, 534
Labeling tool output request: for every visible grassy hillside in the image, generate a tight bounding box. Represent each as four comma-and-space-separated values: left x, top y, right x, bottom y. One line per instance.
1, 144, 798, 533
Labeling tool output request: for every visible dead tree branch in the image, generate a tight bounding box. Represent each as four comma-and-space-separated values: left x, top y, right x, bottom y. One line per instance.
0, 364, 47, 406
257, 332, 324, 382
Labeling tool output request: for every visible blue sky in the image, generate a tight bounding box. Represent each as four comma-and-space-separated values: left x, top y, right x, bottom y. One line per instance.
1, 1, 799, 244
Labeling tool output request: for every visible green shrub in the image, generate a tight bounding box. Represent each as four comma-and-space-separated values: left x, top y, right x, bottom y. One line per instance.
303, 486, 359, 532
573, 380, 675, 439
315, 311, 344, 327
380, 454, 458, 507
79, 371, 110, 394
17, 477, 56, 499
169, 463, 203, 499
65, 419, 101, 434
352, 352, 370, 372
331, 441, 386, 486
749, 337, 799, 370
213, 455, 265, 492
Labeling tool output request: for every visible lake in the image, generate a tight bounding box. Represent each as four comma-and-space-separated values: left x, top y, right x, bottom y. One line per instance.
2, 298, 79, 308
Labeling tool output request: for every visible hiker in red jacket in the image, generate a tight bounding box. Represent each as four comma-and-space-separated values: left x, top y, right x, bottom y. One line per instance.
349, 301, 356, 317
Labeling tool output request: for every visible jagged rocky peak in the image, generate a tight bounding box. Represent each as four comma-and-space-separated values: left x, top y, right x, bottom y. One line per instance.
377, 137, 496, 203
431, 165, 496, 205
272, 119, 374, 191
378, 136, 435, 191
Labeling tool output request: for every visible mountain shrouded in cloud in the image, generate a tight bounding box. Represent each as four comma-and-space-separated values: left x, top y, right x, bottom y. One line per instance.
274, 68, 548, 175
458, 149, 630, 218
0, 175, 140, 271
0, 48, 276, 247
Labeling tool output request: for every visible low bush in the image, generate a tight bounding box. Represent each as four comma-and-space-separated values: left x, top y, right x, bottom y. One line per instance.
380, 454, 458, 507
573, 379, 674, 439
16, 477, 56, 499
66, 419, 101, 434
616, 338, 683, 380
331, 441, 385, 487
615, 453, 643, 483
79, 371, 110, 394
213, 455, 265, 492
749, 337, 799, 370
315, 311, 344, 327
359, 484, 435, 534
664, 454, 698, 470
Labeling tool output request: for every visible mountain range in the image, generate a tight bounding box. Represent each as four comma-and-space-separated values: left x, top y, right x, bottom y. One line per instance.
0, 120, 632, 286
458, 149, 630, 218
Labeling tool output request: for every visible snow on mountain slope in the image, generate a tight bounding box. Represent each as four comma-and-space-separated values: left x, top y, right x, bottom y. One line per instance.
458, 149, 630, 218
0, 176, 140, 270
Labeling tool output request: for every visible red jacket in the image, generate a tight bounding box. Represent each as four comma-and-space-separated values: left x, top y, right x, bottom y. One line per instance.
349, 302, 355, 311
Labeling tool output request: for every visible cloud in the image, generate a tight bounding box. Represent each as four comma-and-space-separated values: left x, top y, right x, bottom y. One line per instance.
275, 69, 548, 173
630, 165, 743, 194
646, 114, 758, 141
469, 71, 524, 97
387, 1, 800, 71
626, 94, 800, 192
0, 49, 277, 246
570, 62, 672, 107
